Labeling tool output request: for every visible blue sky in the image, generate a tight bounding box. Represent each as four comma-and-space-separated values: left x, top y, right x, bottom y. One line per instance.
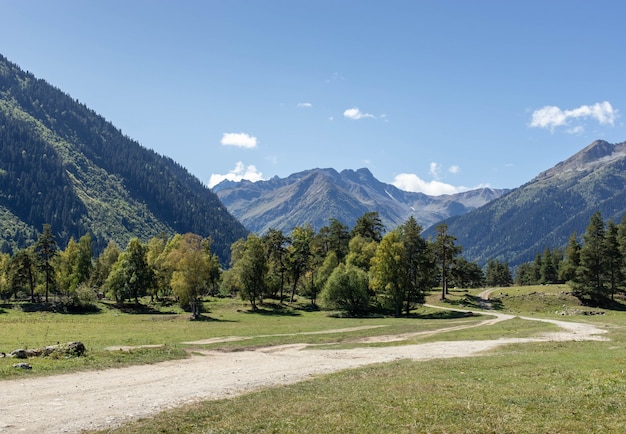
2, 1, 625, 195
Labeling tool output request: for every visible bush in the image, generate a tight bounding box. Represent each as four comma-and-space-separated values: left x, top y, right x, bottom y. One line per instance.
320, 264, 369, 316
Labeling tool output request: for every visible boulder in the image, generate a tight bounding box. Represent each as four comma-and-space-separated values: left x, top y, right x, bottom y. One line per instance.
10, 349, 27, 359
8, 341, 86, 359
13, 362, 32, 370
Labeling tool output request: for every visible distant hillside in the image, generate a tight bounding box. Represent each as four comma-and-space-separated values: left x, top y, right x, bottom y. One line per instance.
213, 167, 507, 234
426, 140, 626, 266
0, 54, 248, 262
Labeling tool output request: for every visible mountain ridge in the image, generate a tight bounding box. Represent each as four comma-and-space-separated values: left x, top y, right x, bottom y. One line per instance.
213, 167, 507, 234
426, 139, 626, 266
0, 53, 248, 261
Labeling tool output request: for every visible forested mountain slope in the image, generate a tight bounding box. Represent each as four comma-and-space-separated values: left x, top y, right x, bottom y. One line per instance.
213, 167, 507, 234
426, 140, 626, 266
0, 54, 248, 262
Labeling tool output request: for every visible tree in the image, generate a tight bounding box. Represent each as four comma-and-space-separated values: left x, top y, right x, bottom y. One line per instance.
263, 228, 289, 303
35, 224, 58, 303
57, 237, 80, 296
515, 262, 536, 286
57, 233, 93, 296
559, 232, 580, 283
351, 211, 384, 243
539, 247, 562, 284
485, 259, 513, 287
604, 220, 623, 300
105, 238, 153, 304
146, 234, 169, 301
166, 233, 214, 319
320, 263, 369, 316
316, 218, 351, 262
286, 225, 314, 303
618, 215, 626, 280
370, 229, 406, 317
433, 223, 461, 300
450, 257, 484, 288
91, 241, 120, 289
398, 216, 434, 314
9, 248, 36, 301
572, 212, 608, 302
0, 253, 11, 299
346, 234, 378, 272
229, 234, 268, 310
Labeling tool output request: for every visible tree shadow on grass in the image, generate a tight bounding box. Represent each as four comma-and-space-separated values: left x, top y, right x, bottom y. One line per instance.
442, 295, 503, 311
15, 302, 101, 315
102, 302, 178, 315
414, 309, 478, 320
242, 302, 302, 317
187, 314, 236, 322
580, 296, 626, 312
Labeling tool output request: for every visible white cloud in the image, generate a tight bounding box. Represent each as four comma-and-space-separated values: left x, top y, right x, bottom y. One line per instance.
429, 162, 442, 179
220, 132, 258, 149
448, 165, 460, 174
208, 162, 264, 188
344, 107, 375, 120
297, 102, 312, 108
530, 101, 617, 133
392, 173, 468, 196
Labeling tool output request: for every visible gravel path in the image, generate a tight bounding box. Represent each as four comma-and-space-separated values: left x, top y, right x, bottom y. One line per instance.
0, 308, 607, 433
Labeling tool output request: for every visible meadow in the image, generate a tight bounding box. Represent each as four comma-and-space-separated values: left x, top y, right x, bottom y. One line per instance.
2, 286, 626, 432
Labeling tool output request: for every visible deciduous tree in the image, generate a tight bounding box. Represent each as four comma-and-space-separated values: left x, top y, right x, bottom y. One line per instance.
229, 234, 268, 310
320, 263, 369, 316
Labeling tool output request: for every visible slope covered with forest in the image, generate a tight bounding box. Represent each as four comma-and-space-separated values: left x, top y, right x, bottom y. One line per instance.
0, 54, 247, 262
426, 140, 626, 266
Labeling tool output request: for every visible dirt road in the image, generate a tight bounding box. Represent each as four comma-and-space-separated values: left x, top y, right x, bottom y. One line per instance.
0, 309, 607, 433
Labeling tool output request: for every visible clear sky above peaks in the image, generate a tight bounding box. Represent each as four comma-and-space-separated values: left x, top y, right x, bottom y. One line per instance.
2, 1, 625, 195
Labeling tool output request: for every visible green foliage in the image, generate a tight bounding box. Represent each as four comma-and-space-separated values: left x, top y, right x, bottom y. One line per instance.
229, 234, 268, 310
34, 224, 58, 302
320, 263, 369, 316
165, 233, 215, 318
567, 211, 626, 304
105, 238, 153, 304
485, 259, 513, 287
449, 257, 484, 288
350, 211, 384, 242
433, 223, 462, 299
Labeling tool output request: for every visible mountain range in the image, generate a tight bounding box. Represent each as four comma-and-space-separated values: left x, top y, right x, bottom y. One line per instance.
424, 139, 626, 266
0, 54, 247, 262
2, 52, 625, 270
212, 168, 507, 234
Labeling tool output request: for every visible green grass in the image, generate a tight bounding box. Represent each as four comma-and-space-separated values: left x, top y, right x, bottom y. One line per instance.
101, 338, 626, 434
95, 286, 626, 433
5, 286, 626, 432
0, 296, 497, 379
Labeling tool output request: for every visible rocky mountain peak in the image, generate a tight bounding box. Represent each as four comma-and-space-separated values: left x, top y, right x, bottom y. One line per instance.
535, 139, 626, 181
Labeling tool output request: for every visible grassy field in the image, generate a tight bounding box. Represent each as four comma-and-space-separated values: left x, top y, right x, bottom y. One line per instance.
0, 296, 501, 379
4, 287, 626, 432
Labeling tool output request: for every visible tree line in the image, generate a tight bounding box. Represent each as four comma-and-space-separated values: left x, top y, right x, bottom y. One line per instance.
1, 211, 625, 316
514, 211, 626, 305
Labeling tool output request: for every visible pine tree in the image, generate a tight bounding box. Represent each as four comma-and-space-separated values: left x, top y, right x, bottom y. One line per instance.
573, 212, 608, 303
35, 224, 58, 303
